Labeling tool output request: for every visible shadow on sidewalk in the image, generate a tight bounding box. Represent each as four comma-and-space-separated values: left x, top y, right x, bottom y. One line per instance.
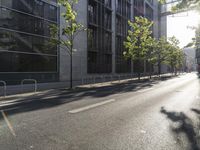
0, 75, 176, 121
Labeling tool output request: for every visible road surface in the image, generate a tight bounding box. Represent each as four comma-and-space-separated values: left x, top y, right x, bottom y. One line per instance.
0, 73, 200, 150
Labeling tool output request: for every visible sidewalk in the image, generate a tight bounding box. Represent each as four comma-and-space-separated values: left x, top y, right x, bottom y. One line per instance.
0, 73, 181, 105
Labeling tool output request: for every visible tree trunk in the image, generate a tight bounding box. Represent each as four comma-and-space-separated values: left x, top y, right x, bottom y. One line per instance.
138, 72, 141, 80
175, 67, 177, 76
158, 62, 161, 77
138, 60, 141, 81
70, 53, 73, 89
70, 40, 73, 89
149, 63, 152, 79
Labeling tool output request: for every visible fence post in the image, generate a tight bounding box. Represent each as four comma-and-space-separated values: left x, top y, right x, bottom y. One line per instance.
93, 76, 96, 85
0, 81, 6, 97
82, 77, 84, 85
110, 75, 113, 84
21, 79, 37, 93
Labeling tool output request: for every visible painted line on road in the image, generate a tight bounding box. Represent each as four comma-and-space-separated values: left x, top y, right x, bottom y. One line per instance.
42, 95, 59, 100
137, 88, 154, 93
1, 110, 16, 137
68, 99, 116, 114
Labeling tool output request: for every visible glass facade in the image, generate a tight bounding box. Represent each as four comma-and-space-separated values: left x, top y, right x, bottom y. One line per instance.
87, 0, 112, 74
87, 0, 155, 74
0, 0, 58, 84
134, 0, 144, 17
115, 0, 131, 73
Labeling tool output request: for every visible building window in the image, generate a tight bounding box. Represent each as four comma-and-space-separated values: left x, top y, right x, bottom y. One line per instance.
145, 3, 153, 21
134, 0, 144, 17
88, 0, 112, 74
88, 27, 97, 51
116, 0, 122, 14
104, 0, 111, 8
0, 0, 57, 22
0, 0, 58, 83
0, 52, 57, 72
104, 32, 112, 52
0, 7, 55, 37
104, 9, 111, 30
88, 0, 97, 25
115, 0, 131, 73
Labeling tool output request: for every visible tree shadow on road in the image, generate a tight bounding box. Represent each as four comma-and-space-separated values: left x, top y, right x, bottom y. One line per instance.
0, 75, 175, 121
160, 107, 200, 150
0, 78, 162, 119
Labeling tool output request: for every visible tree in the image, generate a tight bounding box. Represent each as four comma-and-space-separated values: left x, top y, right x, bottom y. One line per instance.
51, 0, 85, 89
124, 16, 153, 80
158, 0, 200, 12
166, 36, 184, 75
145, 37, 159, 79
155, 37, 170, 76
176, 49, 185, 73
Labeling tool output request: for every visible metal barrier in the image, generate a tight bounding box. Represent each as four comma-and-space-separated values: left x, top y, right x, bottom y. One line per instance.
80, 73, 148, 87
0, 80, 6, 97
118, 75, 121, 83
21, 79, 37, 93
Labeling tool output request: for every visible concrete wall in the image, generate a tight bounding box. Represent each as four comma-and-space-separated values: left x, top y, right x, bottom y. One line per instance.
59, 0, 88, 85
153, 0, 159, 39
111, 0, 116, 74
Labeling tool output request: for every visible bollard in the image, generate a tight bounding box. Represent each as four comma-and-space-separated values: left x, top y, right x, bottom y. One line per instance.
0, 81, 6, 97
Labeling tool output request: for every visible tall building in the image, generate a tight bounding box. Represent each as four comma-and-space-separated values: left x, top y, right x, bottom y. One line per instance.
0, 0, 58, 84
0, 0, 166, 87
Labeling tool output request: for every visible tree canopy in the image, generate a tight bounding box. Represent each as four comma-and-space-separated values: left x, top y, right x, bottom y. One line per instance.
124, 16, 185, 78
158, 0, 200, 12
123, 16, 153, 79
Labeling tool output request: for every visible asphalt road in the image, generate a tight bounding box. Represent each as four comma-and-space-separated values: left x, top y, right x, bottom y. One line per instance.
0, 73, 200, 150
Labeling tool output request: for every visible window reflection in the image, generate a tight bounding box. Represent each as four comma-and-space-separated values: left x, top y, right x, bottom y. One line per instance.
0, 52, 57, 72
0, 7, 55, 37
0, 0, 57, 22
0, 30, 57, 55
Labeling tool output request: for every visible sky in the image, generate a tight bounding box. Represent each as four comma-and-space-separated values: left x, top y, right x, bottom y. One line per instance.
167, 11, 200, 48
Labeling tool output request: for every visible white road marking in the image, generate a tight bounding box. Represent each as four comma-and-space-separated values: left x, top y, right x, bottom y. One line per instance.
137, 88, 154, 93
68, 99, 116, 114
1, 110, 16, 137
42, 95, 58, 100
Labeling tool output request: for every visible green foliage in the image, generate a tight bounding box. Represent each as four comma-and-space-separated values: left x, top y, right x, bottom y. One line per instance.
166, 36, 184, 73
155, 37, 170, 65
124, 16, 185, 76
145, 37, 158, 64
173, 0, 200, 11
123, 16, 153, 61
195, 24, 200, 46
50, 0, 85, 55
124, 16, 154, 78
158, 0, 166, 4
158, 0, 200, 12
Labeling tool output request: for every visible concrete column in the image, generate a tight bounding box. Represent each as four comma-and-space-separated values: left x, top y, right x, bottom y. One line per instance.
59, 1, 88, 85
112, 0, 116, 74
